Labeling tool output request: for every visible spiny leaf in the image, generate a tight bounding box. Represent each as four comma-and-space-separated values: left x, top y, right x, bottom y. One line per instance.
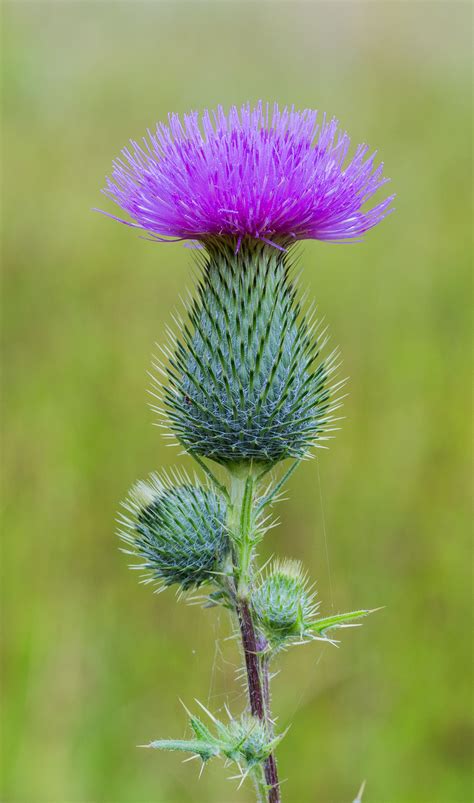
142, 706, 288, 774
143, 738, 219, 761
189, 715, 217, 744
309, 608, 381, 636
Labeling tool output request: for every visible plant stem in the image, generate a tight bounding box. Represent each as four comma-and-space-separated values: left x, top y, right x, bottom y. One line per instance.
229, 470, 281, 803
251, 763, 269, 802
236, 598, 265, 719
236, 598, 280, 802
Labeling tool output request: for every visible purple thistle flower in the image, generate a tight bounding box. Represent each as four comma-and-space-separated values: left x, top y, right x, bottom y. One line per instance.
99, 101, 394, 247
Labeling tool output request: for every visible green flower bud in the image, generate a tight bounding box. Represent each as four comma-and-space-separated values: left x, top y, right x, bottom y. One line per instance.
157, 239, 343, 467
252, 559, 318, 646
118, 472, 228, 591
146, 705, 286, 775
224, 714, 278, 767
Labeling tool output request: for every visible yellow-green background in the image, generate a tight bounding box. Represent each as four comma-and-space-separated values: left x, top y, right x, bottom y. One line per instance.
2, 2, 472, 802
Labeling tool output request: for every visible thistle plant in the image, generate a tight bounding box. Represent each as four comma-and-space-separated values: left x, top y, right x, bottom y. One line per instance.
99, 101, 393, 802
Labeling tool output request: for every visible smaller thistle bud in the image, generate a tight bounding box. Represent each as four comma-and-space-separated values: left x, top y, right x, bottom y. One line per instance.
252, 559, 318, 647
224, 714, 280, 768
118, 472, 228, 591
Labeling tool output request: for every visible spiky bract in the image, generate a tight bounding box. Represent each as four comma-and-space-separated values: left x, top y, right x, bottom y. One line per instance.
119, 473, 228, 590
158, 240, 342, 467
252, 559, 318, 646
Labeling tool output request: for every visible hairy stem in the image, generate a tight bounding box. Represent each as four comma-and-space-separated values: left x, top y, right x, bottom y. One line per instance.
229, 470, 281, 803
236, 598, 280, 802
237, 598, 265, 719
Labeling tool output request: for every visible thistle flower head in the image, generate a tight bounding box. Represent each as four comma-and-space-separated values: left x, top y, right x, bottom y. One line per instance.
252, 559, 319, 646
156, 240, 343, 466
118, 472, 228, 591
101, 101, 393, 247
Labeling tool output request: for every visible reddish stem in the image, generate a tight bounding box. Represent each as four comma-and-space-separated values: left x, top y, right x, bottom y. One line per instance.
237, 598, 280, 803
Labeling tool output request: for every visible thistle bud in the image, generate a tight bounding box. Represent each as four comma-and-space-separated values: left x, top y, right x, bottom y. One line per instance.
118, 472, 228, 591
224, 714, 280, 768
160, 239, 341, 468
252, 559, 318, 646
146, 705, 286, 775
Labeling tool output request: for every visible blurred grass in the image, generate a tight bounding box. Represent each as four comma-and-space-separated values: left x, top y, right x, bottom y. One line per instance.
1, 2, 472, 802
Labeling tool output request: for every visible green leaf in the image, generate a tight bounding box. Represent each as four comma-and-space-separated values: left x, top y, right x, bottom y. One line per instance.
309, 608, 381, 636
189, 715, 217, 744
143, 738, 219, 761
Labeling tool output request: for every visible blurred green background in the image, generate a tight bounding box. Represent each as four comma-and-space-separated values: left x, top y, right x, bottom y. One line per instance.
2, 2, 472, 802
